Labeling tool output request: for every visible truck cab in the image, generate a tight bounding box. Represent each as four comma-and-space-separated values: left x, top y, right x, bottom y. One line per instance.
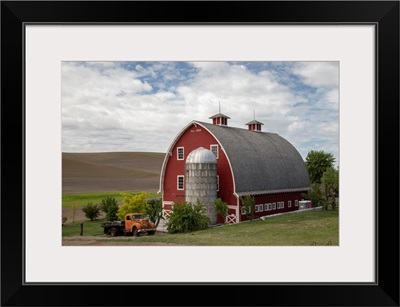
125, 213, 156, 236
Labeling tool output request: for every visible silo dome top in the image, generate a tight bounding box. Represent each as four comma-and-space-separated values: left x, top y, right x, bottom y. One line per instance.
186, 147, 217, 164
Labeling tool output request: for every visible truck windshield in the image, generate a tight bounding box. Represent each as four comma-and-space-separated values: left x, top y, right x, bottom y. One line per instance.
133, 215, 143, 219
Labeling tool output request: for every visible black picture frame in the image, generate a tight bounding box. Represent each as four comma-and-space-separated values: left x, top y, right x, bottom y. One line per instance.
1, 1, 399, 306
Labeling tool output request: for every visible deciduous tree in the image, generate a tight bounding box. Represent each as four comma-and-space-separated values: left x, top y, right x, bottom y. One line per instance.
117, 192, 149, 220
305, 150, 336, 183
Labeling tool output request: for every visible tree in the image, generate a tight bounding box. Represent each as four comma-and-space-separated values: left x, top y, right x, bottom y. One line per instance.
305, 150, 336, 184
214, 198, 228, 224
82, 202, 101, 221
321, 167, 339, 210
166, 200, 209, 234
99, 196, 119, 221
302, 183, 325, 208
240, 195, 255, 221
117, 192, 149, 220
146, 198, 164, 227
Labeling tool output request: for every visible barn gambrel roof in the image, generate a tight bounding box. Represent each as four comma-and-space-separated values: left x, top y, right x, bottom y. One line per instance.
197, 121, 310, 196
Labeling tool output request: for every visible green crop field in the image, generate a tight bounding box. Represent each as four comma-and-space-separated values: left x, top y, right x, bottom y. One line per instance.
62, 191, 160, 209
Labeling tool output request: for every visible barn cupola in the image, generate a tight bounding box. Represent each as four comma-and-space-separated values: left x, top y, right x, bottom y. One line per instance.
209, 102, 230, 126
246, 110, 264, 131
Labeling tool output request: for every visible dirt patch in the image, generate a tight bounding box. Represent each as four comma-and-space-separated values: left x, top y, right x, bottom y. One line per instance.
62, 234, 185, 246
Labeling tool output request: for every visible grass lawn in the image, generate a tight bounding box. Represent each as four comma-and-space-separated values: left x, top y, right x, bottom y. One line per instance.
62, 219, 107, 236
62, 191, 160, 209
63, 210, 339, 246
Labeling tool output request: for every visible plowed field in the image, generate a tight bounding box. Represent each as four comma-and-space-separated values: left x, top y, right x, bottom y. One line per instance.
62, 152, 165, 194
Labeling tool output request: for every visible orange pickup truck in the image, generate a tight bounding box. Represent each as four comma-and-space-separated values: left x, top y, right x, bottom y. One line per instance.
101, 213, 156, 237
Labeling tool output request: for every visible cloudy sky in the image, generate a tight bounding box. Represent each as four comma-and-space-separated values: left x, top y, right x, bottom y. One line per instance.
62, 61, 339, 167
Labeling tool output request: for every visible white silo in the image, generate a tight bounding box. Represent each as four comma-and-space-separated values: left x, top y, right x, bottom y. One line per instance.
185, 147, 218, 225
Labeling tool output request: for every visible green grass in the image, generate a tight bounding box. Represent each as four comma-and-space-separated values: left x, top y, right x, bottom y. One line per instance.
63, 210, 339, 246
62, 191, 160, 208
62, 219, 106, 236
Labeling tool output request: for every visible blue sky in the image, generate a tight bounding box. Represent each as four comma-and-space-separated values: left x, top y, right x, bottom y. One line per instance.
62, 61, 339, 167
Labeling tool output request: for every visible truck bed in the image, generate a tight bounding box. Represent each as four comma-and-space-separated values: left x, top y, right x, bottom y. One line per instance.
101, 220, 125, 228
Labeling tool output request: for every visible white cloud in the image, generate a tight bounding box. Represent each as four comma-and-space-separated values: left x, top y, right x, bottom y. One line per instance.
62, 61, 339, 167
292, 62, 339, 88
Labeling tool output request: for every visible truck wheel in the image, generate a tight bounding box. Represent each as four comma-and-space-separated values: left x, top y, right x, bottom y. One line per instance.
132, 227, 140, 237
110, 227, 119, 237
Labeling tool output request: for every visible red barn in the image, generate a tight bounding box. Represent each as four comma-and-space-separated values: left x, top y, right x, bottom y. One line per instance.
159, 112, 310, 224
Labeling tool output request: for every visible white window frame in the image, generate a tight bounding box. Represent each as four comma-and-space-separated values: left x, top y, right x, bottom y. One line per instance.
272, 202, 276, 210
295, 200, 299, 207
210, 144, 219, 159
177, 175, 184, 190
265, 203, 272, 211
255, 205, 259, 212
288, 200, 292, 208
259, 203, 263, 212
177, 147, 184, 160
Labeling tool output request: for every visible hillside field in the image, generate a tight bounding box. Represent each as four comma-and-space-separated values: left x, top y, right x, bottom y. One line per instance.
62, 152, 165, 194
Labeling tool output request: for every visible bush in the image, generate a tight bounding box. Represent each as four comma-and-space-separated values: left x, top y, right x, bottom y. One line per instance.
240, 195, 255, 221
117, 192, 149, 220
100, 196, 119, 221
166, 201, 209, 234
146, 198, 164, 227
82, 202, 101, 221
214, 198, 228, 224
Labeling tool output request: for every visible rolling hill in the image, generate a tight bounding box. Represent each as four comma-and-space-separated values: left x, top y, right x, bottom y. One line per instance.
62, 152, 165, 194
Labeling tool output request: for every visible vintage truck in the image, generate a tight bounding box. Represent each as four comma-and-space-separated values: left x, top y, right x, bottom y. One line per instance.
101, 213, 156, 237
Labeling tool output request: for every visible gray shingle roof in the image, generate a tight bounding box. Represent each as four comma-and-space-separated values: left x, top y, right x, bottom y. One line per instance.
209, 113, 231, 119
197, 121, 310, 195
245, 119, 264, 125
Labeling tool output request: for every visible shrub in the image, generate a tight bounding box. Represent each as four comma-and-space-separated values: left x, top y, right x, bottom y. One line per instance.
117, 192, 149, 220
62, 217, 67, 225
214, 198, 228, 224
240, 195, 255, 221
302, 183, 325, 208
82, 202, 101, 221
146, 198, 164, 227
100, 196, 119, 221
166, 200, 209, 234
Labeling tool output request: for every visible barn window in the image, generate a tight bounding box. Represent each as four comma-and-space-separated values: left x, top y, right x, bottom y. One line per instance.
265, 203, 272, 211
295, 200, 299, 207
255, 205, 259, 212
210, 144, 218, 158
288, 200, 292, 208
177, 175, 184, 190
272, 202, 276, 210
259, 204, 263, 212
177, 147, 184, 160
